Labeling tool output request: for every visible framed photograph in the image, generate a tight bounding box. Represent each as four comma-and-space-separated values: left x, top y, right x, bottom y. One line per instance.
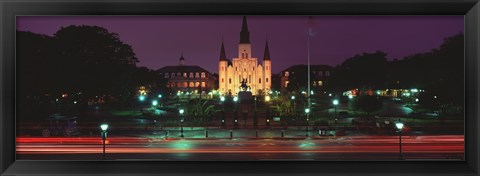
1, 0, 479, 176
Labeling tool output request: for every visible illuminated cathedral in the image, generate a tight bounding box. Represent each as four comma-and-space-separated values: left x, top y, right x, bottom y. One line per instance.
218, 16, 272, 96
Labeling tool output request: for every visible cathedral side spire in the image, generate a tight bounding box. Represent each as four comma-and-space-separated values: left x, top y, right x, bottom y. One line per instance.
263, 39, 271, 61
219, 39, 228, 61
239, 16, 250, 44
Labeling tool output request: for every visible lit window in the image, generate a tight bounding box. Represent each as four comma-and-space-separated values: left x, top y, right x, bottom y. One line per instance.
183, 73, 187, 77
313, 81, 317, 87
189, 82, 194, 87
201, 72, 206, 78
318, 81, 323, 86
285, 81, 289, 87
171, 82, 176, 87
195, 82, 200, 87
183, 82, 188, 87
195, 72, 199, 78
177, 82, 182, 87
165, 73, 169, 78
190, 73, 194, 78
201, 82, 206, 87
285, 71, 289, 77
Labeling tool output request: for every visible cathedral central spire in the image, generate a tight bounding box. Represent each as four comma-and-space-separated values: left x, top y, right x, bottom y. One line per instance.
179, 52, 185, 66
239, 16, 250, 44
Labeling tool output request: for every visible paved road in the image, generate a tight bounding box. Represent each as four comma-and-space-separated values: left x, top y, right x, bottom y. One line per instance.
16, 135, 464, 161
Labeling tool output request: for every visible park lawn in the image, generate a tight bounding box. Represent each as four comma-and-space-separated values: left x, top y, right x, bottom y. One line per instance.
109, 109, 143, 117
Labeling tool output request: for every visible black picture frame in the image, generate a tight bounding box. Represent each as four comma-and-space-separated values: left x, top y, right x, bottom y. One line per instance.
1, 0, 479, 175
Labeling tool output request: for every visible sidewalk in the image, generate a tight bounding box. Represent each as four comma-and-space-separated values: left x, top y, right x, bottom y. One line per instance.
130, 128, 343, 140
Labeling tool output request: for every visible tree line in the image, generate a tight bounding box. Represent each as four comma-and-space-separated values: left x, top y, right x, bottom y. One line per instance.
17, 25, 165, 111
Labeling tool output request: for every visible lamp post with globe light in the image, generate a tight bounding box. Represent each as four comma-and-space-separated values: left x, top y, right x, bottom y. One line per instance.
395, 120, 404, 160
291, 95, 296, 123
332, 99, 339, 124
138, 95, 146, 113
332, 99, 339, 116
305, 108, 310, 137
179, 109, 185, 138
220, 96, 225, 111
233, 96, 238, 111
100, 123, 108, 160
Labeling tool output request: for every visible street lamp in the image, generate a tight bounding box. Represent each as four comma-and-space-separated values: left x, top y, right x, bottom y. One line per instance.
305, 108, 310, 137
304, 108, 310, 114
158, 94, 162, 98
332, 99, 339, 117
233, 96, 238, 111
100, 123, 109, 160
179, 109, 184, 138
138, 95, 146, 102
138, 95, 146, 113
152, 100, 158, 106
395, 120, 404, 160
220, 96, 226, 111
291, 95, 296, 123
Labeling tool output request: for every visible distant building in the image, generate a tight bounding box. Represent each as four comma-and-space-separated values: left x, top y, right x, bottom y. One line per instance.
218, 16, 272, 96
156, 54, 215, 95
279, 65, 334, 93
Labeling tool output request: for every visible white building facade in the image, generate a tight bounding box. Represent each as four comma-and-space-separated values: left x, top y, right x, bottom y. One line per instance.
218, 16, 272, 96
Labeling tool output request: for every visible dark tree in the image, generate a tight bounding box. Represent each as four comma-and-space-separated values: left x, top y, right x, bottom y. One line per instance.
330, 51, 388, 92
17, 31, 56, 95
17, 26, 156, 112
53, 25, 139, 97
386, 33, 464, 112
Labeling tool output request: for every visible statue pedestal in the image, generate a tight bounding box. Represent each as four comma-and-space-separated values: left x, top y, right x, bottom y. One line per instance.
238, 91, 253, 102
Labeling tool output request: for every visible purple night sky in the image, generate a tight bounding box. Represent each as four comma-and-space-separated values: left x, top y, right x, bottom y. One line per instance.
16, 16, 464, 74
